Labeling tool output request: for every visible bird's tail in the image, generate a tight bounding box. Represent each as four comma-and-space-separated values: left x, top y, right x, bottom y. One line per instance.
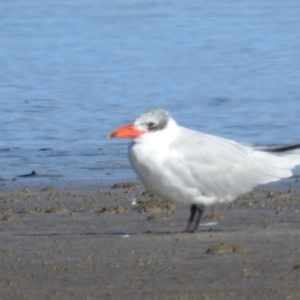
255, 143, 300, 183
262, 143, 300, 167
262, 143, 300, 154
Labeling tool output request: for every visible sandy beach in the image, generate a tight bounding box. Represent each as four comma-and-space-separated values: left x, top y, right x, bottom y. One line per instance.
0, 179, 300, 300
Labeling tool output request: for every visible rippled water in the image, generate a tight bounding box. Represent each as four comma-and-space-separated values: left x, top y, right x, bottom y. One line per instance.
1, 1, 300, 186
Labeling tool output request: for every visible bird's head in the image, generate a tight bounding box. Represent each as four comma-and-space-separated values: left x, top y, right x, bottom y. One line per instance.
107, 108, 170, 139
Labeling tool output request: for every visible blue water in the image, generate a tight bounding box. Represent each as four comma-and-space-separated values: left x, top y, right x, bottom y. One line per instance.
1, 1, 300, 187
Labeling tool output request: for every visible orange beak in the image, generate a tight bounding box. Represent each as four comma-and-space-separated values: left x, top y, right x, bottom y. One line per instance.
107, 124, 146, 139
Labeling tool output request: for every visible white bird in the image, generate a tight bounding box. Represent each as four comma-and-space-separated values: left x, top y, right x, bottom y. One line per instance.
108, 108, 300, 232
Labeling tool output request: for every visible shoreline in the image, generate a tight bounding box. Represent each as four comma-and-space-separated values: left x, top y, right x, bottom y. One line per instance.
1, 170, 299, 192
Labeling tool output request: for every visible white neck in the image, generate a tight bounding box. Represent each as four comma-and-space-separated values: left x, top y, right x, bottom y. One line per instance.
135, 118, 179, 148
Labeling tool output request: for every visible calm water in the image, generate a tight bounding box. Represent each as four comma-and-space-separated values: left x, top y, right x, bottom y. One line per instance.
1, 0, 300, 187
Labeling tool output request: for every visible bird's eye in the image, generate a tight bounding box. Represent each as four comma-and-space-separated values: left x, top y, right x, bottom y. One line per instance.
147, 122, 156, 129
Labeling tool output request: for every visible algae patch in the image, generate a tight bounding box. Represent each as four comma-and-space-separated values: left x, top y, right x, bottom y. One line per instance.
111, 182, 140, 189
206, 243, 249, 254
135, 198, 176, 214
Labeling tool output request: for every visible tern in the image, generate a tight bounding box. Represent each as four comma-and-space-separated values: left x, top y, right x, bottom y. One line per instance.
108, 108, 300, 232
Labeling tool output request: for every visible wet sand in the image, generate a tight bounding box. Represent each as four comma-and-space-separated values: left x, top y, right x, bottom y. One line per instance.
1, 180, 300, 299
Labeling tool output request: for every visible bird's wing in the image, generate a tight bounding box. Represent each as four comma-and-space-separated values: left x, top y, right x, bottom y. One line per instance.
165, 126, 295, 202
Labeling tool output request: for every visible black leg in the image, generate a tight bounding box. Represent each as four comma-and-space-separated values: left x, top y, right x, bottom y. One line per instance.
185, 204, 205, 233
192, 204, 205, 232
185, 204, 197, 233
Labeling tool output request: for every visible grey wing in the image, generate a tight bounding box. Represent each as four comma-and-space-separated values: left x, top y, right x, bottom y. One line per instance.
166, 127, 296, 201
